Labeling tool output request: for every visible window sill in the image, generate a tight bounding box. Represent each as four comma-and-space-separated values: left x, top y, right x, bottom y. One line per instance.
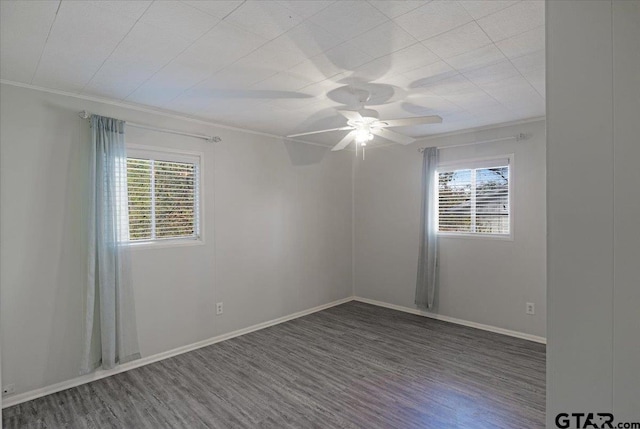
126, 237, 205, 250
438, 232, 514, 241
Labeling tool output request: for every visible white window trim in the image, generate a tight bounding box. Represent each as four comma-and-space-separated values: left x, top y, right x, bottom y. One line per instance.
436, 154, 514, 241
125, 144, 205, 250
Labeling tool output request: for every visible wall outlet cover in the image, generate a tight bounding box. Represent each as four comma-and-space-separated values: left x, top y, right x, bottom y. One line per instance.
526, 302, 535, 315
216, 302, 223, 315
3, 384, 16, 395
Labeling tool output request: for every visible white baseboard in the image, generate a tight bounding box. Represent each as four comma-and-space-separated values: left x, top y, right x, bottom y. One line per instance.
353, 297, 547, 344
2, 296, 354, 409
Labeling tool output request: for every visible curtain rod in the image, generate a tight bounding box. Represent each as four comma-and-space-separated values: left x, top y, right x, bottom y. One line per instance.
78, 111, 221, 143
417, 133, 531, 152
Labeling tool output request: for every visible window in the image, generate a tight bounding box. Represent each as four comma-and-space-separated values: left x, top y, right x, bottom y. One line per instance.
126, 147, 201, 244
437, 157, 511, 237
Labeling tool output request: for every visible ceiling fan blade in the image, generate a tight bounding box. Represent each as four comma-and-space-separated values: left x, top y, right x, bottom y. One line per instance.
194, 89, 312, 99
337, 110, 364, 122
287, 126, 353, 138
379, 115, 443, 127
371, 128, 416, 145
331, 131, 356, 152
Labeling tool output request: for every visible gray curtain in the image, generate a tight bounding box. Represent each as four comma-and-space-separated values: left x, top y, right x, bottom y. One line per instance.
81, 115, 140, 374
415, 147, 439, 309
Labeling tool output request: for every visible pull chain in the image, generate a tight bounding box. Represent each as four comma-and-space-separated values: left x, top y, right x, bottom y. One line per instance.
354, 141, 366, 160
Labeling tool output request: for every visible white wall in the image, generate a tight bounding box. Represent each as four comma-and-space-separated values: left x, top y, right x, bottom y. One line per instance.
0, 83, 353, 397
611, 2, 640, 419
546, 0, 640, 424
354, 120, 547, 338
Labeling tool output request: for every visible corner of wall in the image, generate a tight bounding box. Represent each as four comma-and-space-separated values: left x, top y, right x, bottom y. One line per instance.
351, 152, 357, 298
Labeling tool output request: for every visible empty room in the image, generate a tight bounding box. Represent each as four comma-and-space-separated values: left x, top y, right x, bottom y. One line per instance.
0, 1, 638, 428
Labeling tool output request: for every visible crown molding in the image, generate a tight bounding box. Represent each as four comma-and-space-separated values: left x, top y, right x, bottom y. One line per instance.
366, 116, 546, 151
0, 79, 327, 148
415, 116, 546, 142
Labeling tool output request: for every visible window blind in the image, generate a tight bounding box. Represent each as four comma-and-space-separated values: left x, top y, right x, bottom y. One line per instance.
126, 156, 199, 241
437, 161, 510, 235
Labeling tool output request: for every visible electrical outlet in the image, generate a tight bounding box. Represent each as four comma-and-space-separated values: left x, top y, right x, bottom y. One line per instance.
526, 302, 535, 315
2, 384, 15, 396
216, 302, 223, 315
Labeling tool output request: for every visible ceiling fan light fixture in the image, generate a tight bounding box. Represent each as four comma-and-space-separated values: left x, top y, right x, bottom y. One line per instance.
354, 127, 373, 144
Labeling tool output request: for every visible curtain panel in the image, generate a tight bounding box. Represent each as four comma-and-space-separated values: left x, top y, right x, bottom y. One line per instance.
415, 147, 439, 309
81, 115, 140, 373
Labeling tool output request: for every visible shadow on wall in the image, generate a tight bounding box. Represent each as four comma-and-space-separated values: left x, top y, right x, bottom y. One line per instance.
42, 102, 91, 386
283, 140, 329, 166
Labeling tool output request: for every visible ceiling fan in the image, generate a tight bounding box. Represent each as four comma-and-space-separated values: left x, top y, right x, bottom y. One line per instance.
286, 109, 443, 152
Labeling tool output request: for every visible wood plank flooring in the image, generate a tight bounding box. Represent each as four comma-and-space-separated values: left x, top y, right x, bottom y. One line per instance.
2, 302, 545, 428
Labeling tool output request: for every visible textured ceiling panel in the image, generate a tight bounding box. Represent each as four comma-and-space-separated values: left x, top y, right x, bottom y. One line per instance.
446, 44, 506, 73
349, 21, 417, 58
138, 1, 219, 42
83, 22, 192, 99
422, 22, 492, 59
395, 1, 473, 41
86, 0, 153, 20
309, 1, 388, 41
0, 1, 58, 82
223, 0, 302, 40
276, 1, 334, 19
496, 26, 545, 59
458, 0, 518, 20
477, 1, 545, 42
31, 1, 136, 91
368, 1, 425, 19
463, 59, 521, 86
181, 0, 243, 20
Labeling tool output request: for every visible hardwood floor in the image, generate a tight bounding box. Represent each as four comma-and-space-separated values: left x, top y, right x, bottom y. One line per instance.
2, 302, 545, 428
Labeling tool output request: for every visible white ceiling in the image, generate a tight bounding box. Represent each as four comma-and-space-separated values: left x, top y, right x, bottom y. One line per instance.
1, 0, 545, 146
